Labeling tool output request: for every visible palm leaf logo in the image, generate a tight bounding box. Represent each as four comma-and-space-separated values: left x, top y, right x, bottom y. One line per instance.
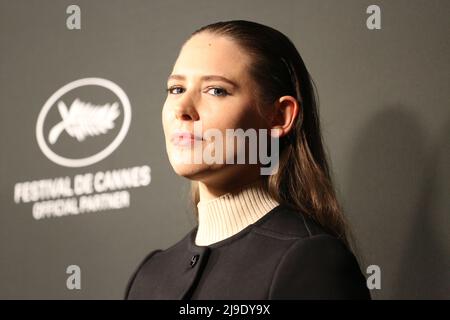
48, 98, 120, 144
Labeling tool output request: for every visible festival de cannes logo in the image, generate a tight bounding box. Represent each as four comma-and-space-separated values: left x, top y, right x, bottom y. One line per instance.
36, 78, 131, 167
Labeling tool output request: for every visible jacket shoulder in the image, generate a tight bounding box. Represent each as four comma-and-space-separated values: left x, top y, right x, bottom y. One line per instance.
268, 234, 371, 299
253, 204, 334, 241
124, 249, 163, 299
124, 228, 196, 299
254, 205, 370, 299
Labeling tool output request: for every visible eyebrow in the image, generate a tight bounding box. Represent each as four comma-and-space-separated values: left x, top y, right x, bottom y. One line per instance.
167, 74, 239, 89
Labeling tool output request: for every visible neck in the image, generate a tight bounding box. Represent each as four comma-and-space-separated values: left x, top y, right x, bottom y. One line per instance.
195, 179, 280, 246
197, 170, 261, 202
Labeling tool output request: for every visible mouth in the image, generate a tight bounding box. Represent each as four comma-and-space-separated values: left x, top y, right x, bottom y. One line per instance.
171, 131, 204, 147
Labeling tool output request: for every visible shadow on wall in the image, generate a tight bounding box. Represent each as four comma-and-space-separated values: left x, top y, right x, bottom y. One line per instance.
344, 106, 450, 300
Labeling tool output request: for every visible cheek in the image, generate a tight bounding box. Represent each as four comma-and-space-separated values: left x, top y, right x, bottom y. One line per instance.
223, 105, 261, 131
161, 103, 170, 133
210, 99, 253, 128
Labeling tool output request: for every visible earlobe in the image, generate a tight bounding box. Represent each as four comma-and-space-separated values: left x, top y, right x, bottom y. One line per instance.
270, 127, 283, 138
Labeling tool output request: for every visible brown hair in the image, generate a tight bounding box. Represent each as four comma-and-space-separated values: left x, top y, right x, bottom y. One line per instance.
186, 20, 354, 250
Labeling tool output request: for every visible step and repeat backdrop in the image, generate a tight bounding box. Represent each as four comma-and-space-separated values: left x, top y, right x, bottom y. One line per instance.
0, 0, 449, 299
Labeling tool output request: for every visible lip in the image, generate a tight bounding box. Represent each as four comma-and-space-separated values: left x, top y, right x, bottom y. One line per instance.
171, 130, 203, 146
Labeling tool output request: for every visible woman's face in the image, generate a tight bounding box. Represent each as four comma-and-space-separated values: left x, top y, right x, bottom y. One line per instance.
162, 32, 270, 187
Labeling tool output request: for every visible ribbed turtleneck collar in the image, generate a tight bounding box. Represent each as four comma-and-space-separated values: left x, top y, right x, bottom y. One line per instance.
195, 180, 280, 246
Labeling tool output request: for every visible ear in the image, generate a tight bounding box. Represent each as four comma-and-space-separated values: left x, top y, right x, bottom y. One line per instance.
270, 95, 300, 138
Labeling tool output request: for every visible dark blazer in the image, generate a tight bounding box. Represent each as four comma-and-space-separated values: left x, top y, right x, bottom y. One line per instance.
125, 204, 371, 300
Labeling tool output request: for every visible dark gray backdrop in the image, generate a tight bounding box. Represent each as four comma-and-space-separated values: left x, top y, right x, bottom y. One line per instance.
0, 0, 448, 299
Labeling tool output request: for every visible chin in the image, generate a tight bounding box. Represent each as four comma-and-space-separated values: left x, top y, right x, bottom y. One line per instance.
170, 159, 228, 183
166, 145, 231, 180
171, 163, 200, 176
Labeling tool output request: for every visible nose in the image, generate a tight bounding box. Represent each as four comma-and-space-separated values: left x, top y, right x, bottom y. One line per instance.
173, 96, 199, 122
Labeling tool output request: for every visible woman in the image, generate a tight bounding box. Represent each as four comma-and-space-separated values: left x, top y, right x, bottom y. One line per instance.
125, 20, 371, 300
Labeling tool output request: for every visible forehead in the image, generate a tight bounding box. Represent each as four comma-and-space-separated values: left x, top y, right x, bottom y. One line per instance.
172, 33, 251, 79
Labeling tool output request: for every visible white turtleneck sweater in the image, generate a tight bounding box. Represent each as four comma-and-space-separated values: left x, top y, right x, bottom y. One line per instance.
195, 180, 280, 246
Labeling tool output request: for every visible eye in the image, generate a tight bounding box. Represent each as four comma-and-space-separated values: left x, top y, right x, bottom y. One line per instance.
206, 87, 229, 97
165, 86, 230, 97
166, 86, 184, 95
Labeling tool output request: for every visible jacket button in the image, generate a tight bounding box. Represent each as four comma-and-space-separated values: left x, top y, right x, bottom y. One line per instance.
190, 254, 199, 267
